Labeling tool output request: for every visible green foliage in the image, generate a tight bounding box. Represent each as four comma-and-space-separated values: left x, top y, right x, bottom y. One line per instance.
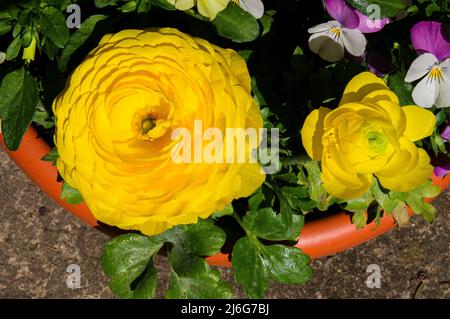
61, 182, 84, 204
102, 220, 232, 299
0, 67, 38, 151
58, 15, 107, 72
212, 3, 260, 43
347, 0, 407, 18
232, 210, 312, 298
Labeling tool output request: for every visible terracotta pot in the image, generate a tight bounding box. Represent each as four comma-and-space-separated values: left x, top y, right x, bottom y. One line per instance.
2, 127, 449, 267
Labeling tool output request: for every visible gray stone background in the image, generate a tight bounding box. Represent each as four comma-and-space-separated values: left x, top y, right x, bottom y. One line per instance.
1, 149, 449, 299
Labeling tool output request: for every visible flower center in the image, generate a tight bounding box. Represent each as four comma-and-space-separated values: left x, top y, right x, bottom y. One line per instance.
366, 130, 388, 154
327, 27, 342, 40
141, 117, 155, 134
428, 65, 444, 83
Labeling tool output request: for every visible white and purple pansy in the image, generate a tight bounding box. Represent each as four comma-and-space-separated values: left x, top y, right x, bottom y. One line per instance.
405, 21, 450, 108
308, 0, 389, 62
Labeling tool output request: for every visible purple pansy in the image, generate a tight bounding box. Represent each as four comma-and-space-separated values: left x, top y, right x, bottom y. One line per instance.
405, 21, 450, 108
442, 121, 450, 141
434, 122, 450, 177
308, 0, 389, 62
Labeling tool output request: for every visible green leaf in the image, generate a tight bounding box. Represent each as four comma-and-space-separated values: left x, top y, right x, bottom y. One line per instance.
371, 178, 397, 213
247, 208, 304, 241
165, 259, 233, 299
0, 67, 38, 150
387, 72, 414, 106
262, 244, 312, 285
248, 188, 265, 211
94, 0, 120, 8
347, 0, 406, 18
101, 234, 163, 299
161, 220, 232, 299
232, 237, 269, 299
151, 0, 176, 10
302, 160, 329, 211
58, 15, 107, 72
425, 3, 441, 16
39, 6, 70, 48
352, 210, 368, 229
260, 11, 275, 36
41, 147, 59, 164
61, 182, 83, 204
5, 36, 21, 61
345, 191, 374, 211
211, 204, 234, 219
212, 3, 260, 43
0, 19, 12, 36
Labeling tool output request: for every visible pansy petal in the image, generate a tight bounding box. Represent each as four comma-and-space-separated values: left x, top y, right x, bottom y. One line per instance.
402, 105, 436, 142
301, 107, 331, 160
339, 71, 388, 105
411, 21, 450, 61
308, 32, 345, 62
441, 122, 450, 141
411, 74, 439, 108
405, 53, 438, 83
324, 0, 359, 29
435, 59, 450, 108
341, 27, 367, 57
308, 21, 340, 34
355, 10, 389, 33
240, 0, 264, 19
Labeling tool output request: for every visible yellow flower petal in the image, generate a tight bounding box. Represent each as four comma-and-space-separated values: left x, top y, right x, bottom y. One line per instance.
377, 148, 432, 192
402, 105, 436, 142
322, 162, 373, 200
339, 72, 389, 106
301, 107, 331, 160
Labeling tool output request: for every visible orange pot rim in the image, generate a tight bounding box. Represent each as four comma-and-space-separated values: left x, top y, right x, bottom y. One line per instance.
2, 127, 449, 267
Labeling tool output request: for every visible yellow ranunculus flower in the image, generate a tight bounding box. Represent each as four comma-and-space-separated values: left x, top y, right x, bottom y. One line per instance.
53, 28, 264, 235
167, 0, 230, 20
301, 72, 436, 200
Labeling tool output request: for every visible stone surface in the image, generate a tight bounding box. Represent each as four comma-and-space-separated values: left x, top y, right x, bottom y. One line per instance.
0, 149, 449, 299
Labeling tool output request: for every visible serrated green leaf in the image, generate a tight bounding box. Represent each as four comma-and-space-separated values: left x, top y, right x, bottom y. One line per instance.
101, 234, 163, 299
302, 160, 329, 211
347, 0, 406, 18
352, 210, 368, 229
0, 67, 38, 150
212, 3, 260, 43
39, 6, 69, 48
262, 244, 312, 285
248, 208, 303, 241
345, 191, 374, 211
61, 182, 83, 204
165, 262, 233, 299
58, 15, 107, 72
232, 237, 269, 299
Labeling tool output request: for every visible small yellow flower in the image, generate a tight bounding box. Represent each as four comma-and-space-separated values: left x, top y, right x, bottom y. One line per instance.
53, 28, 264, 235
167, 0, 230, 20
301, 72, 436, 200
22, 35, 37, 63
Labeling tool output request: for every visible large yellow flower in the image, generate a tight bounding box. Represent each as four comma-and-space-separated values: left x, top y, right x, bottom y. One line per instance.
53, 28, 264, 235
301, 72, 436, 200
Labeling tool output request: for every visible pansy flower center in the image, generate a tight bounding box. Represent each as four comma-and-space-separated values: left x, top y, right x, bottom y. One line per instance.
428, 65, 444, 83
